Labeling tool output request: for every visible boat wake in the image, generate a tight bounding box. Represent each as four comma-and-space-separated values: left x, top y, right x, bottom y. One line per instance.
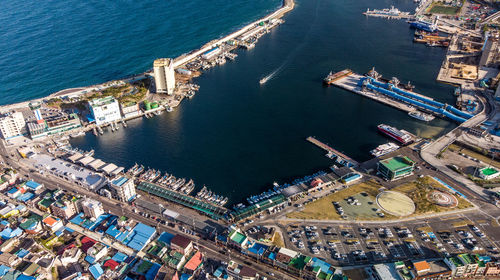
259, 0, 321, 86
259, 66, 282, 85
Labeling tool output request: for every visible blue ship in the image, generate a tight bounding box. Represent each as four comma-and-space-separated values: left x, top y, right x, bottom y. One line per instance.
408, 19, 437, 32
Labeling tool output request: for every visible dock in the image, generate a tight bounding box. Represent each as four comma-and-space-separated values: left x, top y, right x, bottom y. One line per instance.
329, 70, 474, 123
331, 73, 416, 113
306, 136, 359, 167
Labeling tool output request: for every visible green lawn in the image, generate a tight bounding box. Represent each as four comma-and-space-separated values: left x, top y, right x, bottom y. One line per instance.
428, 4, 460, 15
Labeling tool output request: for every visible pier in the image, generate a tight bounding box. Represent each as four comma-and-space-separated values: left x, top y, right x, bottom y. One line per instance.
331, 73, 417, 113
306, 136, 359, 167
330, 71, 474, 123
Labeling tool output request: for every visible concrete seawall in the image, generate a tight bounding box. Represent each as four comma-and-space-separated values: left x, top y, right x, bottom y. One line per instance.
0, 0, 295, 112
173, 0, 294, 68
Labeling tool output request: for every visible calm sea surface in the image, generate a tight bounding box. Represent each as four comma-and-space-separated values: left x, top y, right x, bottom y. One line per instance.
1, 0, 457, 203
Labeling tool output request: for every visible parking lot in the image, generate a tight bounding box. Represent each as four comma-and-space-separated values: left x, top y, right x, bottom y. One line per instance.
278, 217, 500, 266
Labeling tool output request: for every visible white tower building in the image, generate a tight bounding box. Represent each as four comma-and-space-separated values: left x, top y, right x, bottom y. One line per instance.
153, 58, 176, 95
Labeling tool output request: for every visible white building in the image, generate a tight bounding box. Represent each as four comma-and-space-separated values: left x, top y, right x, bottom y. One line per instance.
60, 247, 82, 266
81, 198, 104, 220
88, 96, 122, 125
0, 111, 26, 139
110, 176, 136, 202
153, 58, 175, 95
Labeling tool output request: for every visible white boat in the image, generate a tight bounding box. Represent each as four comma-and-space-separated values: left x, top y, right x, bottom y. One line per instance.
408, 110, 435, 122
259, 77, 269, 85
370, 142, 400, 157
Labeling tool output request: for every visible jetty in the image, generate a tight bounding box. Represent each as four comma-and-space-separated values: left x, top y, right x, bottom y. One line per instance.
328, 69, 475, 123
306, 136, 359, 167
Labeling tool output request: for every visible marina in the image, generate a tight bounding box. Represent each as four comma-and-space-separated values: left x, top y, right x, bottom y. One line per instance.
126, 164, 226, 206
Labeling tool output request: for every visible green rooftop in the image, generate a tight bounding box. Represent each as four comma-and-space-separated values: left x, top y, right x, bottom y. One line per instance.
449, 257, 464, 267
288, 255, 311, 270
38, 198, 54, 208
459, 254, 473, 264
379, 156, 415, 172
481, 167, 498, 176
137, 182, 227, 220
230, 231, 247, 244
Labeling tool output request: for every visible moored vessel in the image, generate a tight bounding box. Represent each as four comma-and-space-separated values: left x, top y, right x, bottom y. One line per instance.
323, 69, 352, 85
377, 124, 412, 145
370, 142, 400, 157
408, 110, 435, 121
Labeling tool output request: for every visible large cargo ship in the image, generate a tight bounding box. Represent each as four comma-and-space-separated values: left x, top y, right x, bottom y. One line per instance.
323, 69, 352, 85
408, 19, 438, 32
377, 124, 412, 145
370, 142, 400, 157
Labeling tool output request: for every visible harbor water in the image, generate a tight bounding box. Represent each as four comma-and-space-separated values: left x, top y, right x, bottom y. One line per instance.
4, 0, 457, 204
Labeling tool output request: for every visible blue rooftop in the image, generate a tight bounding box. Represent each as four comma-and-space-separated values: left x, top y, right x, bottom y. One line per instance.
180, 274, 192, 280
112, 252, 128, 263
15, 249, 29, 258
311, 257, 333, 274
123, 223, 156, 251
7, 188, 18, 194
0, 265, 10, 277
214, 267, 225, 278
17, 192, 35, 202
248, 242, 269, 256
25, 181, 42, 190
17, 275, 36, 280
157, 232, 175, 245
145, 263, 161, 280
85, 255, 96, 264
89, 263, 104, 279
0, 227, 23, 239
112, 176, 129, 187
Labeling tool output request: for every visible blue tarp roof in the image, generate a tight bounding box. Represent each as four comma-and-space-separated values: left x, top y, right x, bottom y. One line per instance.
157, 232, 175, 245
25, 181, 42, 190
0, 220, 10, 226
180, 274, 192, 280
268, 252, 276, 260
89, 264, 104, 279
